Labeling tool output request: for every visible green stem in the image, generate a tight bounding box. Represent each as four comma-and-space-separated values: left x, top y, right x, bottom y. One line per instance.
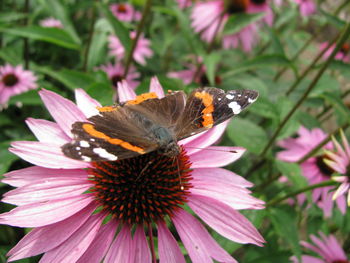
317, 89, 350, 122
147, 222, 157, 263
23, 0, 30, 69
274, 0, 349, 82
123, 0, 152, 77
266, 180, 337, 207
259, 22, 350, 159
83, 2, 97, 72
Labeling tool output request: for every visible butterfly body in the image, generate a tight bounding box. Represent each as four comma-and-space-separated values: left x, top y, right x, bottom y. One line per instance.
62, 88, 258, 162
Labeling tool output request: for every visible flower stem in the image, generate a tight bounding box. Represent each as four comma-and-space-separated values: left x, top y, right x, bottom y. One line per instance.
83, 2, 97, 72
266, 180, 337, 207
23, 0, 30, 69
123, 0, 152, 77
147, 222, 157, 263
259, 21, 350, 159
273, 0, 350, 82
317, 89, 350, 122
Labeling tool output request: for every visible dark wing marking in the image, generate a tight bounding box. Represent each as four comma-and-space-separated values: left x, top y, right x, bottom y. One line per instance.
175, 87, 258, 140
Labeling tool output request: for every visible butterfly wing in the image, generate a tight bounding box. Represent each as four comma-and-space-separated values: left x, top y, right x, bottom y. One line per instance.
175, 87, 258, 140
62, 91, 187, 162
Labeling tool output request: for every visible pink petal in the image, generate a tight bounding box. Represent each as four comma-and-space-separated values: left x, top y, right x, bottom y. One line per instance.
3, 178, 91, 205
104, 225, 134, 263
118, 80, 136, 103
172, 209, 237, 263
76, 220, 118, 263
39, 89, 86, 137
333, 182, 349, 200
7, 202, 97, 262
0, 195, 94, 227
188, 195, 265, 246
157, 221, 185, 263
25, 118, 70, 145
40, 213, 104, 263
74, 88, 101, 118
10, 141, 89, 169
134, 226, 151, 263
3, 166, 88, 187
182, 121, 229, 155
149, 76, 165, 98
190, 147, 245, 168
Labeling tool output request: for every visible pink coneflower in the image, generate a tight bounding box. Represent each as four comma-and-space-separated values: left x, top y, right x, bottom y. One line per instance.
110, 3, 141, 22
277, 126, 346, 217
0, 64, 38, 105
168, 56, 222, 86
292, 232, 348, 263
39, 17, 63, 28
294, 0, 316, 17
1, 79, 264, 262
191, 0, 272, 51
323, 130, 350, 206
99, 62, 140, 90
320, 42, 350, 63
108, 32, 153, 65
222, 24, 258, 52
176, 0, 194, 9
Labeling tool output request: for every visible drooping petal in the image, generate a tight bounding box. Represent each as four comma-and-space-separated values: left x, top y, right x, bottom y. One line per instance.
190, 147, 245, 168
76, 220, 118, 263
39, 89, 86, 137
188, 195, 265, 246
7, 202, 97, 262
172, 209, 237, 263
134, 225, 151, 263
10, 141, 89, 169
157, 221, 185, 263
39, 213, 104, 263
104, 225, 134, 263
149, 76, 165, 98
2, 166, 88, 187
3, 178, 91, 205
0, 195, 94, 227
74, 88, 101, 118
25, 118, 70, 145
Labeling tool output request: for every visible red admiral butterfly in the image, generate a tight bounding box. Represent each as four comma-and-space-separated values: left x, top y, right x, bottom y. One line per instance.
62, 87, 258, 162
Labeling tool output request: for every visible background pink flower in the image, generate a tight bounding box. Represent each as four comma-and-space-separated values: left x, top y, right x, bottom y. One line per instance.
320, 42, 350, 63
277, 126, 346, 217
108, 32, 153, 65
0, 64, 38, 105
294, 0, 316, 17
39, 17, 63, 28
110, 3, 141, 22
1, 79, 264, 262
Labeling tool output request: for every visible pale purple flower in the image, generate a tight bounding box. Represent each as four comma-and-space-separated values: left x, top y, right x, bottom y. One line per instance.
320, 42, 350, 63
191, 0, 272, 52
176, 0, 194, 9
323, 130, 350, 206
99, 62, 140, 90
108, 31, 153, 65
39, 17, 63, 28
1, 78, 264, 262
294, 0, 316, 17
277, 126, 346, 217
110, 3, 141, 22
292, 232, 348, 263
0, 64, 38, 105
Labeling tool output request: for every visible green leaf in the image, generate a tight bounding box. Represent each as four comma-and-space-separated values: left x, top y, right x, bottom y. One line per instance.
222, 55, 293, 78
0, 12, 27, 23
0, 46, 22, 65
37, 0, 81, 44
86, 18, 109, 70
203, 53, 221, 86
269, 206, 301, 261
227, 75, 268, 97
223, 13, 265, 35
320, 91, 350, 125
0, 26, 79, 49
248, 97, 279, 120
275, 161, 307, 189
0, 142, 18, 175
320, 9, 346, 29
266, 27, 285, 55
8, 89, 42, 105
227, 117, 268, 154
86, 82, 114, 106
99, 3, 131, 55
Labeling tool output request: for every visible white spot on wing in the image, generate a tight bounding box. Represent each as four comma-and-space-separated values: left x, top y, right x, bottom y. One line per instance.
226, 94, 235, 100
80, 141, 90, 147
248, 97, 257, 103
228, 101, 242, 114
82, 156, 92, 162
75, 147, 81, 150
93, 148, 118, 161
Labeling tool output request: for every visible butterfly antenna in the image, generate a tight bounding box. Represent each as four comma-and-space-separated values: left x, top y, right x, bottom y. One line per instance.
184, 146, 238, 153
136, 160, 153, 181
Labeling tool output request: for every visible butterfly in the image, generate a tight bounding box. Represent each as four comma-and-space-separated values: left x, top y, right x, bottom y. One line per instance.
61, 87, 258, 162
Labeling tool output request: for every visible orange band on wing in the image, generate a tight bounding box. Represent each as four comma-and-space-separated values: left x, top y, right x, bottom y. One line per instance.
82, 123, 146, 154
97, 106, 117, 112
126, 92, 158, 105
194, 91, 214, 128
